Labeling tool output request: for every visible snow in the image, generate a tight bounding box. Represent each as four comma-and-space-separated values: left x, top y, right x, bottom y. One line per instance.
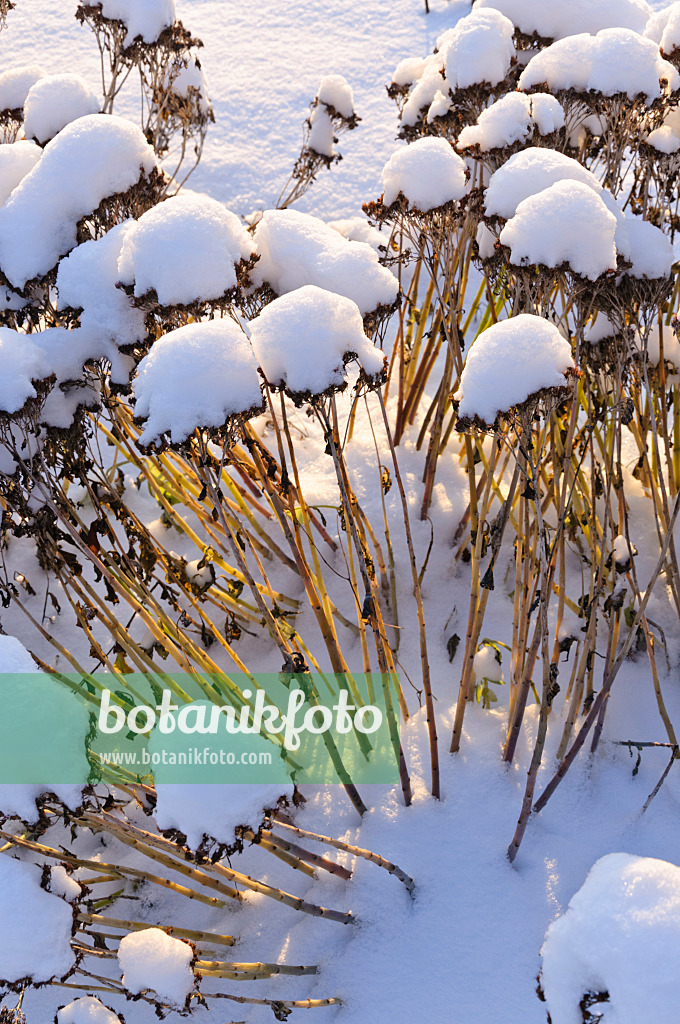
454, 313, 576, 424
624, 217, 675, 278
585, 312, 618, 345
328, 215, 387, 251
248, 284, 385, 396
0, 114, 157, 289
169, 58, 211, 114
400, 56, 447, 128
0, 326, 49, 413
152, 782, 294, 850
133, 319, 264, 446
484, 147, 603, 219
56, 222, 146, 366
0, 633, 37, 671
117, 928, 194, 1006
49, 865, 81, 902
392, 56, 428, 88
381, 137, 467, 211
645, 2, 680, 54
0, 856, 75, 984
250, 208, 398, 316
317, 74, 354, 117
499, 179, 619, 279
475, 0, 652, 40
117, 192, 254, 306
458, 91, 564, 151
57, 997, 122, 1024
518, 28, 680, 102
308, 104, 335, 157
87, 0, 176, 47
646, 123, 680, 152
540, 853, 680, 1024
0, 64, 45, 112
647, 322, 680, 369
0, 141, 40, 206
442, 7, 516, 90
23, 74, 100, 145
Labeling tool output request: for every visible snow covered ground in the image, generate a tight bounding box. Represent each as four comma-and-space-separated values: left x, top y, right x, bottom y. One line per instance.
2, 1, 680, 1023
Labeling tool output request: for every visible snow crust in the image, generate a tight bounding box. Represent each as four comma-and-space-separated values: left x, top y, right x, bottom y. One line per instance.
454, 314, 575, 423
133, 319, 263, 445
518, 28, 679, 102
89, 0, 176, 46
117, 193, 254, 306
458, 92, 564, 151
0, 115, 156, 288
153, 782, 294, 850
57, 997, 122, 1024
646, 123, 680, 152
0, 65, 45, 112
23, 74, 100, 145
381, 137, 467, 211
251, 209, 398, 315
249, 284, 384, 396
0, 856, 75, 984
499, 180, 618, 279
645, 3, 680, 54
117, 928, 194, 1005
475, 0, 651, 40
317, 74, 354, 117
442, 8, 516, 90
0, 141, 40, 206
541, 853, 680, 1024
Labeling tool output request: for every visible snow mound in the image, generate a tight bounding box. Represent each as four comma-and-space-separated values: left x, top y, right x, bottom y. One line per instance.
646, 124, 680, 153
0, 327, 50, 413
249, 284, 384, 397
454, 314, 575, 424
585, 313, 618, 345
251, 209, 398, 316
49, 865, 81, 902
133, 319, 263, 446
484, 146, 601, 219
645, 3, 680, 55
540, 853, 680, 1024
153, 782, 294, 850
475, 0, 651, 41
624, 218, 674, 278
441, 8, 516, 90
0, 114, 157, 289
118, 193, 254, 306
382, 137, 467, 211
518, 28, 679, 102
499, 179, 618, 279
118, 928, 193, 1006
23, 75, 100, 145
0, 855, 75, 984
85, 0, 176, 47
400, 55, 447, 129
458, 92, 564, 151
0, 65, 45, 112
169, 57, 211, 113
57, 997, 122, 1024
0, 141, 40, 206
328, 215, 387, 251
317, 74, 354, 117
57, 222, 146, 363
